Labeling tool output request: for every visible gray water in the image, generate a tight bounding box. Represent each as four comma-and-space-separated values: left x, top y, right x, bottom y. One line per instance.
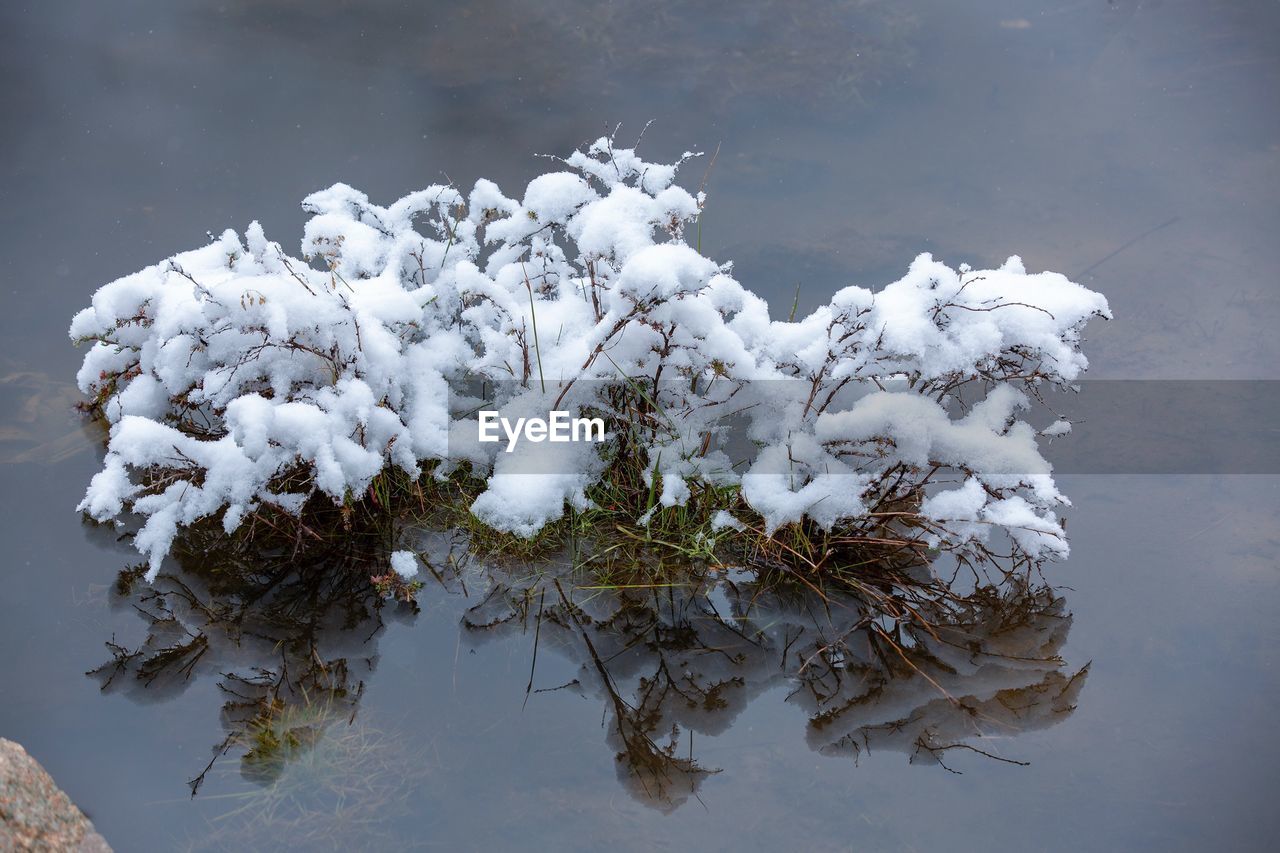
2, 1, 1278, 850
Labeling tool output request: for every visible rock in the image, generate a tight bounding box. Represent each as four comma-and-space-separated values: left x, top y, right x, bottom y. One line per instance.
0, 739, 111, 852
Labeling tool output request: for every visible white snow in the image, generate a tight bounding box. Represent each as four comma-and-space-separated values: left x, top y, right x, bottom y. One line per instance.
70, 134, 1109, 579
1042, 419, 1072, 437
389, 550, 419, 580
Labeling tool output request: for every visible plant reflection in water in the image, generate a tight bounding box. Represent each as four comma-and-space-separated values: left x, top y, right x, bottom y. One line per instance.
464, 548, 1086, 811
90, 512, 1086, 820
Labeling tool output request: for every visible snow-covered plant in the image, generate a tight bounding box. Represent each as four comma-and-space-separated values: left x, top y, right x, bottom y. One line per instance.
71, 133, 1109, 582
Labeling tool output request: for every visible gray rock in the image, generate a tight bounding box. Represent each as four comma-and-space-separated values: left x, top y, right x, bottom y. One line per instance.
0, 739, 111, 852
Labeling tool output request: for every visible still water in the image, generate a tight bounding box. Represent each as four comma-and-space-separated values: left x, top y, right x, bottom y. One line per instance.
2, 1, 1278, 849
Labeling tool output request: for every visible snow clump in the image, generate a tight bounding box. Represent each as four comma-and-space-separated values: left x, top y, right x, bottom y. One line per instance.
70, 135, 1109, 580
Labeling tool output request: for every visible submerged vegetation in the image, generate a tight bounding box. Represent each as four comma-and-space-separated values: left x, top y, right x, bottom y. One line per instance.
0, 362, 98, 464
90, 501, 412, 797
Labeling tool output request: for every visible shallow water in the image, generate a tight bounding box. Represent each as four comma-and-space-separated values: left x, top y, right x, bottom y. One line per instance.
2, 1, 1278, 850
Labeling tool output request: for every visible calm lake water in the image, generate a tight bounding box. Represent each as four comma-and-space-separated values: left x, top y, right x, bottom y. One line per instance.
2, 1, 1278, 850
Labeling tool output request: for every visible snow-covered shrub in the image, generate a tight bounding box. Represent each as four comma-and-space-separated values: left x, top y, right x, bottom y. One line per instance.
71, 134, 1109, 581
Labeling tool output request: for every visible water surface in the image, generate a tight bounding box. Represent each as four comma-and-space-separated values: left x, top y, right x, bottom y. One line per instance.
2, 1, 1278, 849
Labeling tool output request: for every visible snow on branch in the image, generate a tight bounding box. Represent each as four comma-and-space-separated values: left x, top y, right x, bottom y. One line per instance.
70, 136, 1110, 580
